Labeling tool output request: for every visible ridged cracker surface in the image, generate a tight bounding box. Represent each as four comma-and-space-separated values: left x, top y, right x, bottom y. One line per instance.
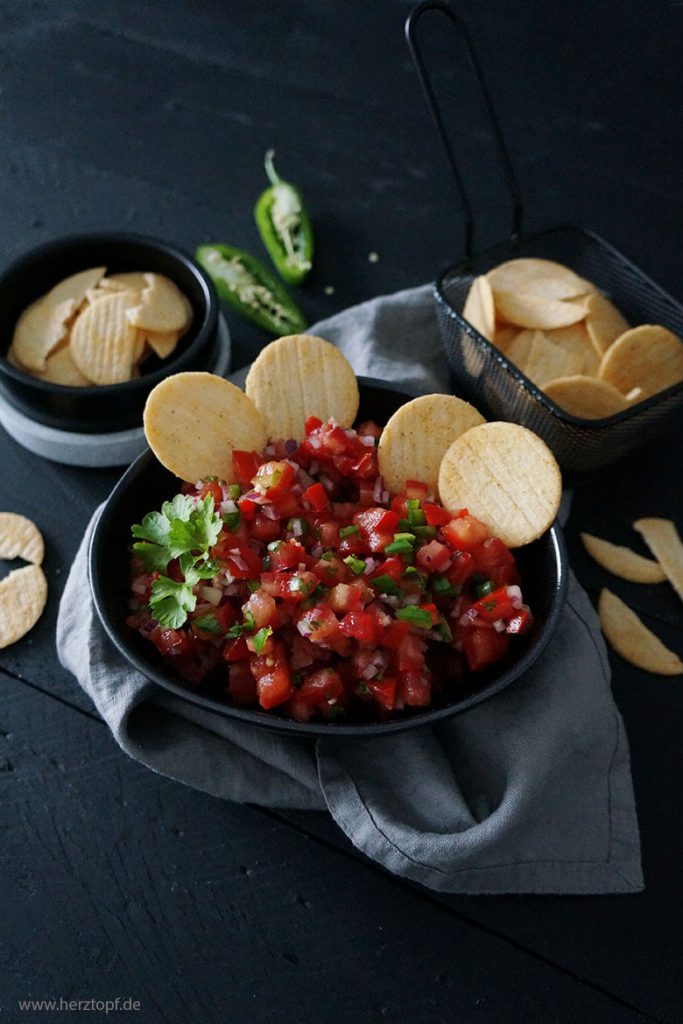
70, 290, 139, 384
487, 258, 590, 301
245, 334, 359, 441
493, 291, 587, 330
543, 375, 627, 419
438, 422, 562, 548
144, 371, 267, 483
12, 297, 75, 371
0, 564, 48, 649
0, 512, 44, 565
378, 394, 485, 496
598, 325, 683, 398
127, 273, 190, 333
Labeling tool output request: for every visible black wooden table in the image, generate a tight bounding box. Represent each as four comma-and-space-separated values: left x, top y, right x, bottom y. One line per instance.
1, 3, 682, 1021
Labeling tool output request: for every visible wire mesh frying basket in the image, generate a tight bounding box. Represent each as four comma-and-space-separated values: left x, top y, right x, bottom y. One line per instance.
406, 1, 683, 478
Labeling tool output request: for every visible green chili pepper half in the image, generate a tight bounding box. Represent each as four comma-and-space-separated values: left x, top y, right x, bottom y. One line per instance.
196, 244, 307, 336
254, 150, 314, 285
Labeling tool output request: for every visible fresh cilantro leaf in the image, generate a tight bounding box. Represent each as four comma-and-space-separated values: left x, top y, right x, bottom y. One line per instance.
252, 626, 273, 655
225, 610, 256, 639
193, 613, 223, 635
161, 494, 195, 522
149, 576, 196, 629
132, 540, 170, 574
131, 510, 171, 547
181, 553, 218, 584
167, 496, 222, 557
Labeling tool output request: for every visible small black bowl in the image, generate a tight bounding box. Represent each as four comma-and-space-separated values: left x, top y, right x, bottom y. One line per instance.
0, 233, 219, 433
89, 378, 568, 737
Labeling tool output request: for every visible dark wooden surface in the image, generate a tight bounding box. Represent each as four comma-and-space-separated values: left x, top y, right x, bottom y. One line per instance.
1, 2, 682, 1022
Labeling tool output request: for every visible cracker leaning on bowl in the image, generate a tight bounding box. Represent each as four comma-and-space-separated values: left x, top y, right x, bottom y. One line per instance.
8, 269, 193, 387
462, 258, 683, 419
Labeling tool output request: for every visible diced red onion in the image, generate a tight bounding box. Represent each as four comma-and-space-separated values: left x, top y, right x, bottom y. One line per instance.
401, 593, 421, 606
382, 595, 399, 609
360, 435, 375, 447
372, 476, 384, 502
320, 475, 334, 493
297, 619, 314, 638
261, 503, 281, 520
493, 618, 506, 633
284, 439, 298, 455
220, 499, 238, 516
230, 553, 250, 572
292, 519, 304, 537
140, 621, 157, 638
459, 608, 479, 626
264, 445, 276, 456
290, 483, 303, 497
308, 460, 320, 476
380, 490, 389, 504
311, 543, 323, 558
131, 578, 148, 595
198, 586, 222, 606
308, 436, 321, 450
506, 585, 523, 610
223, 582, 239, 596
363, 557, 378, 575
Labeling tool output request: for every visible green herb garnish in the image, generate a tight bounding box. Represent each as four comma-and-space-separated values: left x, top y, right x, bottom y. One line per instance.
252, 626, 273, 655
395, 606, 432, 629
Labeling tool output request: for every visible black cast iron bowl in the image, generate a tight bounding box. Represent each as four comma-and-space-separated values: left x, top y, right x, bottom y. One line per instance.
0, 233, 219, 433
89, 377, 568, 737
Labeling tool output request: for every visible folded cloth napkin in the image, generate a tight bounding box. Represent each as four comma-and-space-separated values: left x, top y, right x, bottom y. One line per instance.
57, 285, 643, 894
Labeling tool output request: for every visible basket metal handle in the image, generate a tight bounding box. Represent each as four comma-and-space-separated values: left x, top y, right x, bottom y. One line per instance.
405, 0, 524, 259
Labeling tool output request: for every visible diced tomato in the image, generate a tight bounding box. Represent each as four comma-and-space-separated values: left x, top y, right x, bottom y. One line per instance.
238, 496, 258, 522
228, 662, 258, 704
242, 590, 279, 629
398, 671, 431, 706
268, 539, 306, 570
199, 479, 223, 506
416, 540, 452, 573
422, 502, 452, 527
232, 450, 263, 487
301, 481, 327, 509
252, 460, 296, 500
256, 666, 293, 709
223, 635, 249, 662
297, 606, 349, 654
472, 537, 516, 575
297, 668, 344, 707
261, 570, 318, 603
356, 420, 382, 440
469, 586, 518, 623
317, 519, 339, 548
381, 619, 411, 649
355, 507, 399, 553
441, 514, 490, 552
446, 550, 475, 586
214, 603, 236, 633
419, 602, 440, 626
463, 628, 510, 671
328, 582, 363, 614
225, 543, 263, 580
271, 492, 301, 519
404, 480, 429, 500
305, 415, 323, 434
370, 556, 403, 583
490, 563, 521, 587
250, 513, 282, 543
150, 627, 184, 656
368, 676, 397, 710
397, 633, 426, 673
340, 610, 375, 643
310, 554, 347, 587
337, 532, 369, 557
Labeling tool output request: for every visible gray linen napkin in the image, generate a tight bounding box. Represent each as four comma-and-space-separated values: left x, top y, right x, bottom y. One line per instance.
57, 285, 643, 894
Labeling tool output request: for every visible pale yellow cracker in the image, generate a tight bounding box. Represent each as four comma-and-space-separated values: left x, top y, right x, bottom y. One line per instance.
493, 291, 588, 330
486, 258, 591, 301
585, 292, 630, 357
34, 346, 91, 387
11, 297, 75, 371
127, 273, 190, 333
598, 588, 682, 675
0, 564, 48, 649
144, 371, 268, 483
598, 325, 683, 397
508, 324, 598, 388
100, 272, 148, 294
144, 328, 181, 360
437, 422, 562, 547
492, 324, 518, 353
462, 276, 495, 341
70, 290, 140, 385
0, 512, 44, 564
543, 376, 628, 419
245, 334, 359, 441
378, 394, 485, 496
46, 266, 106, 309
633, 518, 683, 604
580, 532, 665, 583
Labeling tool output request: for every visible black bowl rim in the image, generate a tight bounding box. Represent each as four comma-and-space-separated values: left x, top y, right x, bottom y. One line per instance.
0, 231, 218, 398
435, 222, 683, 430
88, 375, 569, 737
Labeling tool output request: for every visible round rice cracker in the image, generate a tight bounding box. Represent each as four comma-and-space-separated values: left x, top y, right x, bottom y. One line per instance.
144, 371, 267, 483
542, 376, 628, 419
598, 588, 682, 676
580, 532, 665, 584
486, 258, 593, 301
11, 296, 75, 371
0, 563, 48, 649
245, 334, 359, 441
462, 276, 495, 341
0, 512, 44, 564
598, 325, 683, 398
34, 346, 91, 387
584, 292, 630, 357
70, 290, 140, 385
127, 273, 190, 333
507, 324, 598, 389
378, 394, 485, 496
438, 422, 562, 548
493, 290, 588, 330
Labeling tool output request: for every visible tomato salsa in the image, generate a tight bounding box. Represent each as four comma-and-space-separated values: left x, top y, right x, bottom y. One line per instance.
127, 417, 532, 722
